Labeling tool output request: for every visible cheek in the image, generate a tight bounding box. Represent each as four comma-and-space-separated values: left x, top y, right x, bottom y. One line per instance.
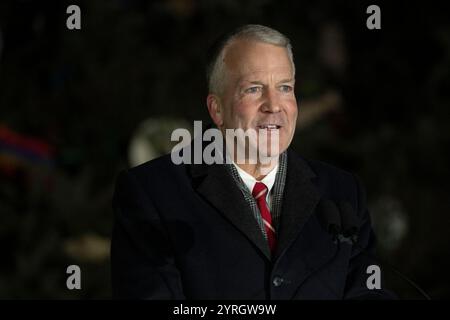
282, 102, 298, 139
231, 101, 256, 122
287, 100, 298, 122
292, 107, 298, 122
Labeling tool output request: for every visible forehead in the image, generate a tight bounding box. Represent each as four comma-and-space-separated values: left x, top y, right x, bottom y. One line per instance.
223, 39, 293, 81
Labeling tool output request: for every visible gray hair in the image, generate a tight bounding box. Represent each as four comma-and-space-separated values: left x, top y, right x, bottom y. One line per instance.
206, 24, 295, 95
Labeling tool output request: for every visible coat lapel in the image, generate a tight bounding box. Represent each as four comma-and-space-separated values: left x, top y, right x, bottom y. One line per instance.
190, 161, 271, 259
187, 144, 322, 262
273, 149, 321, 259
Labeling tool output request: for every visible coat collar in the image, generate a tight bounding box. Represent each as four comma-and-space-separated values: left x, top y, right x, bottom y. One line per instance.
190, 156, 271, 258
188, 147, 321, 261
273, 149, 320, 259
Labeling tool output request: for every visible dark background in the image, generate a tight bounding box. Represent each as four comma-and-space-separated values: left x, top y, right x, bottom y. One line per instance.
0, 0, 449, 299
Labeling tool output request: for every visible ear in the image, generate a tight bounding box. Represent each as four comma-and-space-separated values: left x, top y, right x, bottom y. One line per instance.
206, 94, 224, 128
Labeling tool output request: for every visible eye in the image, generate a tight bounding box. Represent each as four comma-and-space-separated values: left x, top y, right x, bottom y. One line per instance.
244, 86, 262, 94
280, 85, 293, 93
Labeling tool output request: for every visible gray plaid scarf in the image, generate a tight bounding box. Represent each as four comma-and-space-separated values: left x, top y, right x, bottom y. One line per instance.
226, 151, 287, 240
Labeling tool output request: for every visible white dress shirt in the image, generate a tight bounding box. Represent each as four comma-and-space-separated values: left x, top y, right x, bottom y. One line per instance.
232, 162, 279, 209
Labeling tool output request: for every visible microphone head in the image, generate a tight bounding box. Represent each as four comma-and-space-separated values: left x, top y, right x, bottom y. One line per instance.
317, 199, 341, 238
338, 201, 360, 238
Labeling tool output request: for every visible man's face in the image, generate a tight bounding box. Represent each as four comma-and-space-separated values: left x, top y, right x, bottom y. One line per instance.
209, 39, 298, 158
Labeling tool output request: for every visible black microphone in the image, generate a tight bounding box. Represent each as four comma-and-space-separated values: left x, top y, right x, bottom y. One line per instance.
338, 201, 360, 242
290, 199, 343, 299
317, 199, 341, 242
318, 199, 357, 244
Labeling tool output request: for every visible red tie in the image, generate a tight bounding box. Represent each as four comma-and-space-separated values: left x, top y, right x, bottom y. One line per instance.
252, 182, 276, 254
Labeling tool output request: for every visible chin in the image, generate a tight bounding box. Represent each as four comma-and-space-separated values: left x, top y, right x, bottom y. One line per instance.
261, 142, 286, 157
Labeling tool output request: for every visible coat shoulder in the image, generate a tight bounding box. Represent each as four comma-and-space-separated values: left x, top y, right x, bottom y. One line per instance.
291, 152, 360, 200
289, 149, 355, 183
124, 153, 188, 189
305, 157, 355, 182
129, 153, 178, 175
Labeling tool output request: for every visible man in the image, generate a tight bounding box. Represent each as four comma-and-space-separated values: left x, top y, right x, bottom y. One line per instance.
111, 25, 394, 299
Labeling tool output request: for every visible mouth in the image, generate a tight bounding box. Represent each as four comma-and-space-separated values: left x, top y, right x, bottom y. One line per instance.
257, 124, 281, 130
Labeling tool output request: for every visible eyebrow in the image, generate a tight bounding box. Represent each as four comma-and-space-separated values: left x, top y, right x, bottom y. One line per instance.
242, 78, 295, 86
278, 78, 295, 84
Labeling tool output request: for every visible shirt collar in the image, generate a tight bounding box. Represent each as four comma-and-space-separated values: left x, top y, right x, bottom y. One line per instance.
232, 161, 279, 196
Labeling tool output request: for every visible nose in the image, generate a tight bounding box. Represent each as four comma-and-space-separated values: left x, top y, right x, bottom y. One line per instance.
261, 88, 281, 113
